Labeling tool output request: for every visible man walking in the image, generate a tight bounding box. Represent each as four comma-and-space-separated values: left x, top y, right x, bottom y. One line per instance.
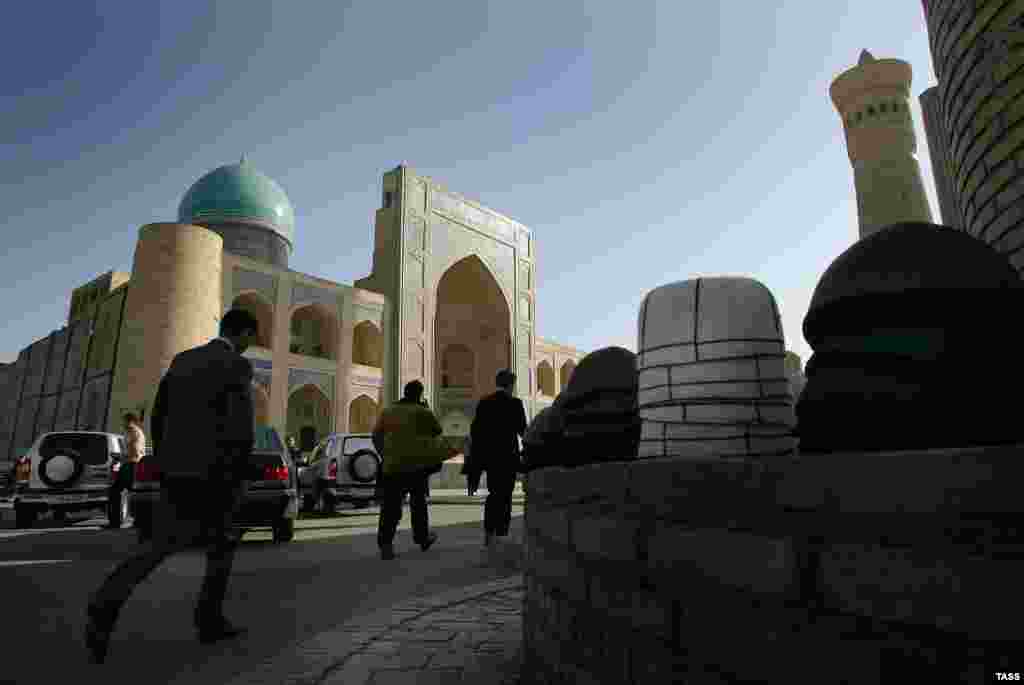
469, 370, 527, 547
372, 380, 446, 560
84, 309, 259, 664
105, 413, 146, 529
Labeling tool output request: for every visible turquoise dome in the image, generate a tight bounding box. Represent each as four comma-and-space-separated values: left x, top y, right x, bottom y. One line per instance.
178, 159, 295, 246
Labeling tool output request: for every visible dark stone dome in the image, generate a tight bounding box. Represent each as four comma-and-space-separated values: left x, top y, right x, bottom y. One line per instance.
804, 222, 1023, 348
796, 222, 1024, 453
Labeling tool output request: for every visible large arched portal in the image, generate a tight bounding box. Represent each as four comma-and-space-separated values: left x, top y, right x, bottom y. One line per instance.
434, 255, 511, 431
287, 384, 332, 452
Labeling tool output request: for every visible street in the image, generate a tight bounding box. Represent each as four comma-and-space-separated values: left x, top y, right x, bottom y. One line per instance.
0, 500, 523, 685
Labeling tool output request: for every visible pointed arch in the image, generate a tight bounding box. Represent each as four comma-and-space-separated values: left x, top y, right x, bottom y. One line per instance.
559, 359, 576, 393
537, 360, 555, 397
287, 383, 332, 451
434, 254, 512, 418
289, 302, 338, 360
352, 320, 383, 368
230, 291, 274, 349
348, 394, 379, 434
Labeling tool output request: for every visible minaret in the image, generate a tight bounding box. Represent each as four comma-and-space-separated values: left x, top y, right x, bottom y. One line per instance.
830, 50, 933, 239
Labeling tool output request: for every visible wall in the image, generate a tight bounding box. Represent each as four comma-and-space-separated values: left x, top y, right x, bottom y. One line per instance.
521, 446, 1024, 683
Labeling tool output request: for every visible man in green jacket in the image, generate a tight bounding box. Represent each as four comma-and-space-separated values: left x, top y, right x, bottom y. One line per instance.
372, 380, 448, 560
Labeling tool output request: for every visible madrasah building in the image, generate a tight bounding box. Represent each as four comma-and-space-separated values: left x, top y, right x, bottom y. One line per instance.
0, 161, 585, 458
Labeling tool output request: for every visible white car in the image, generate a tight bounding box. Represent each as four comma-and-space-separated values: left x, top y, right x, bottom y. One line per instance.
296, 433, 381, 513
13, 431, 127, 528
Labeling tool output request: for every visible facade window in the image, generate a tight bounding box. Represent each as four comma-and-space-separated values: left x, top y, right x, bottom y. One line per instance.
383, 191, 393, 209
867, 105, 875, 115
857, 111, 863, 121
879, 103, 888, 112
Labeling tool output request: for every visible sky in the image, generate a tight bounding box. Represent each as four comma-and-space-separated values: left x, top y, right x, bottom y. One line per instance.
1, 1, 940, 369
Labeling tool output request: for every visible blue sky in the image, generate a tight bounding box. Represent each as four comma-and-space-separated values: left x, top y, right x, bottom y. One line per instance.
2, 1, 938, 368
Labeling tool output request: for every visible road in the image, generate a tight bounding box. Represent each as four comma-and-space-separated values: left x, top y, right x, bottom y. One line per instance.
0, 500, 523, 685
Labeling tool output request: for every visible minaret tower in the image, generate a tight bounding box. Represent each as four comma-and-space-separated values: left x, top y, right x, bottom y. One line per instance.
830, 50, 933, 239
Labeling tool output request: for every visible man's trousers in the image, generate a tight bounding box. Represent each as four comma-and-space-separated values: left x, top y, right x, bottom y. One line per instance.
483, 467, 517, 536
376, 471, 430, 548
88, 477, 244, 631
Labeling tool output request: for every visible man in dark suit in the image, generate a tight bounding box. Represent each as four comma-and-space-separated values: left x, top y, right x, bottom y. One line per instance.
469, 369, 527, 547
84, 309, 259, 664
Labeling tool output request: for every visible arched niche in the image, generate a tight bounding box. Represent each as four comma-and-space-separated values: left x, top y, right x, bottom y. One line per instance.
352, 320, 383, 368
537, 360, 555, 397
230, 292, 274, 349
348, 394, 379, 434
287, 384, 332, 451
560, 359, 576, 393
290, 303, 337, 361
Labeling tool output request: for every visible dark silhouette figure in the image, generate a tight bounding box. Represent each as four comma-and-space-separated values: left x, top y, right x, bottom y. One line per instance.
105, 412, 145, 528
469, 370, 527, 546
84, 309, 259, 664
372, 380, 442, 560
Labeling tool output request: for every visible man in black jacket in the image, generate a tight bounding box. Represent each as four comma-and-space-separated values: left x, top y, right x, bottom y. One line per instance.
84, 309, 258, 664
469, 370, 527, 546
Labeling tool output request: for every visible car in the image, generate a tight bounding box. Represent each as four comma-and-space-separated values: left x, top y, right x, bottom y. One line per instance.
129, 425, 299, 544
296, 433, 381, 514
13, 432, 127, 528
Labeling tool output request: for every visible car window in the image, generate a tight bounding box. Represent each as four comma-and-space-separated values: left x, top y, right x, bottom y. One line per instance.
343, 436, 374, 455
114, 438, 126, 454
39, 434, 110, 465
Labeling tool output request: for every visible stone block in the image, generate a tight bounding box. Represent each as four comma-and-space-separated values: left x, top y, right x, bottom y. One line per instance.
819, 543, 1024, 640
648, 526, 797, 596
529, 542, 586, 603
525, 506, 571, 546
572, 514, 638, 562
774, 444, 1024, 515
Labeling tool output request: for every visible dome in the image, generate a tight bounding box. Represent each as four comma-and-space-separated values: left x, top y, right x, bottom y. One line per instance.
178, 158, 295, 247
803, 222, 1023, 347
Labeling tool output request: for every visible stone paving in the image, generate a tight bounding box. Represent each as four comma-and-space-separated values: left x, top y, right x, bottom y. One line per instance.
227, 574, 524, 685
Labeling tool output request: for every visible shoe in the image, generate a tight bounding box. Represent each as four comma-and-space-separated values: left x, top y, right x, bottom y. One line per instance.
417, 532, 438, 552
197, 618, 247, 645
380, 545, 396, 560
84, 609, 112, 664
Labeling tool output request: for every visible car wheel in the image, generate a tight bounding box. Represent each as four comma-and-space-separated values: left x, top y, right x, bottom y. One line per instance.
14, 503, 36, 529
273, 519, 295, 543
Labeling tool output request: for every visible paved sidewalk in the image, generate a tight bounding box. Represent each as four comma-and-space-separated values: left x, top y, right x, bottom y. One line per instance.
227, 574, 524, 685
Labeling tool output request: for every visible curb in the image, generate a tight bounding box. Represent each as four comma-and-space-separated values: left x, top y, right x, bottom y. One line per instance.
227, 575, 524, 685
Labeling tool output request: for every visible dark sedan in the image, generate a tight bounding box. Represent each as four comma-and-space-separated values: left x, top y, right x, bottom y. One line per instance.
129, 425, 299, 543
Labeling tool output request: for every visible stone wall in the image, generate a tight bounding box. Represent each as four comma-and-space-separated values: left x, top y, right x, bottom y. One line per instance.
521, 446, 1024, 683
